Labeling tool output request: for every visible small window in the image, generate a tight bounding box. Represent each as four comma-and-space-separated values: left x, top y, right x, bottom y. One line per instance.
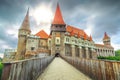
57, 39, 59, 43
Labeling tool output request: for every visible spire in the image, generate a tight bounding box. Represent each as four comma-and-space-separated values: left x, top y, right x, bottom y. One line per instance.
84, 33, 87, 40
103, 32, 110, 40
70, 30, 74, 36
52, 3, 65, 25
20, 8, 31, 31
77, 32, 80, 38
89, 35, 93, 41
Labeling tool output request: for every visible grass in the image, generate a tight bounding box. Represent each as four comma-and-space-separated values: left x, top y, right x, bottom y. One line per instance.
0, 62, 3, 80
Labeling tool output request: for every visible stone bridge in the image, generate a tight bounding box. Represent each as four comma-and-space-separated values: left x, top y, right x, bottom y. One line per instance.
1, 56, 120, 80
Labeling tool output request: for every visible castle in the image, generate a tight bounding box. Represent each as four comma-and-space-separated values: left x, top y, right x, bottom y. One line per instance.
3, 4, 115, 61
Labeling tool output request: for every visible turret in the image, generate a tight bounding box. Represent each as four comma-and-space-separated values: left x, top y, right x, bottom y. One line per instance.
103, 32, 111, 45
16, 8, 31, 60
89, 35, 93, 42
50, 3, 66, 33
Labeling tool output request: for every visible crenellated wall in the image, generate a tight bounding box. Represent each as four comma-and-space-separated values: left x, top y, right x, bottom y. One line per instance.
62, 56, 120, 80
1, 56, 54, 80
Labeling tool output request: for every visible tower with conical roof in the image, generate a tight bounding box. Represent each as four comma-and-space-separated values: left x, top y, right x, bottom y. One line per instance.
51, 3, 66, 32
16, 9, 31, 59
50, 3, 66, 56
103, 32, 111, 45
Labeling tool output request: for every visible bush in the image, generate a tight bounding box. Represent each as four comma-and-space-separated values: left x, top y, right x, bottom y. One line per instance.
97, 56, 120, 61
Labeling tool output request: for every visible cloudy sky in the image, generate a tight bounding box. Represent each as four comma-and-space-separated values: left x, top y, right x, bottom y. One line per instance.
0, 0, 120, 56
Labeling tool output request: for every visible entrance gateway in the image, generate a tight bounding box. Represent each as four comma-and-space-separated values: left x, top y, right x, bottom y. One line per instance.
55, 53, 60, 57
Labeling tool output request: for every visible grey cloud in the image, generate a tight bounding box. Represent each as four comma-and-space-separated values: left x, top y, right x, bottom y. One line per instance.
0, 0, 120, 51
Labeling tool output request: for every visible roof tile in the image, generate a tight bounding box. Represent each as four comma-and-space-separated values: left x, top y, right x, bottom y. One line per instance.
35, 30, 49, 39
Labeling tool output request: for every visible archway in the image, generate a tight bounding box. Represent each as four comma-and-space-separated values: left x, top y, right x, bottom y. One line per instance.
55, 53, 60, 57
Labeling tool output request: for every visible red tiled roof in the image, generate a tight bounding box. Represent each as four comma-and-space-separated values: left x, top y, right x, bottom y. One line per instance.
35, 30, 49, 39
52, 3, 65, 25
103, 32, 110, 40
84, 33, 87, 40
66, 25, 89, 39
95, 44, 113, 49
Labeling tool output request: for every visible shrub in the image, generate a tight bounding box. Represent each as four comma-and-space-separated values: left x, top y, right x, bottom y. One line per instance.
97, 56, 120, 61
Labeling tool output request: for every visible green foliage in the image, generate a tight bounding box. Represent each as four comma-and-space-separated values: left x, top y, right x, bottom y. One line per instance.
115, 49, 120, 56
98, 56, 120, 61
0, 62, 3, 79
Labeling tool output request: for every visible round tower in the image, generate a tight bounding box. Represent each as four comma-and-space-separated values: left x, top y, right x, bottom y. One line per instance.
16, 9, 31, 60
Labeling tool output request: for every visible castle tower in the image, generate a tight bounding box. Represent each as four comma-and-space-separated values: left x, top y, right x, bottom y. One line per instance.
51, 3, 66, 56
103, 32, 111, 45
16, 9, 31, 60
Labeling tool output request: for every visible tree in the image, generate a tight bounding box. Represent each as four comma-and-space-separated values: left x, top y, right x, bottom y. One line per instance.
115, 50, 120, 56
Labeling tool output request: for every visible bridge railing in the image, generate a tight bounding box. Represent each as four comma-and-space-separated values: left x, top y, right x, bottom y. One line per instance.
61, 56, 120, 80
1, 56, 54, 80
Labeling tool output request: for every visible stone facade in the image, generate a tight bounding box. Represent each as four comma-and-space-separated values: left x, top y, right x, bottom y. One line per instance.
3, 4, 115, 61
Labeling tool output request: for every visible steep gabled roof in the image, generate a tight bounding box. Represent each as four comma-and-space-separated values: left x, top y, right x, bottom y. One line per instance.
20, 8, 31, 31
66, 25, 89, 39
52, 3, 65, 25
35, 30, 49, 39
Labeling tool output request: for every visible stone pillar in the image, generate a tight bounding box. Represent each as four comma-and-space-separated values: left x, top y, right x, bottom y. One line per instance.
91, 48, 97, 59
79, 46, 83, 58
85, 47, 89, 59
71, 45, 75, 57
